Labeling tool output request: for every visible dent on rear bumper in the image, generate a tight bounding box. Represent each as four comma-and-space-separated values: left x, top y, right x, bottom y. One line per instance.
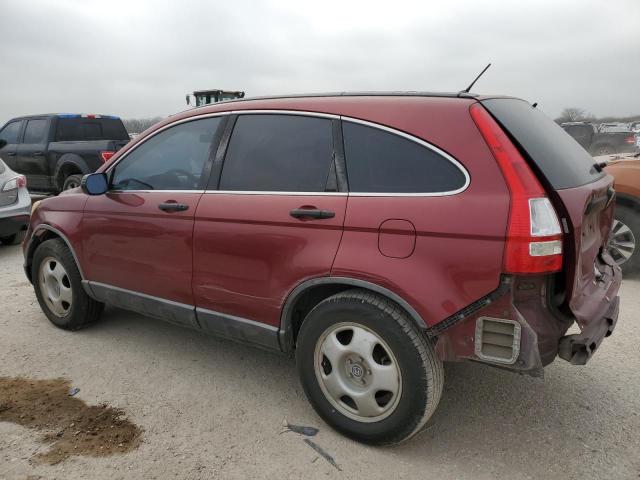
434, 273, 620, 375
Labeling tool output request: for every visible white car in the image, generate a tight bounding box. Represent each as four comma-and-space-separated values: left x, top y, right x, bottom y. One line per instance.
0, 140, 31, 245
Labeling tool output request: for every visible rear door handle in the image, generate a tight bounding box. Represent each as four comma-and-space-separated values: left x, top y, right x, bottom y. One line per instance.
32, 152, 43, 156
159, 202, 189, 212
5, 152, 16, 157
290, 208, 335, 219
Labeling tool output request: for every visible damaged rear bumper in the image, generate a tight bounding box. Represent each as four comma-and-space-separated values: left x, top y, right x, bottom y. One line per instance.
558, 295, 619, 365
433, 273, 621, 375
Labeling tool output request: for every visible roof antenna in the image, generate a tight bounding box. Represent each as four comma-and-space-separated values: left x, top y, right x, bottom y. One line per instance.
461, 63, 491, 93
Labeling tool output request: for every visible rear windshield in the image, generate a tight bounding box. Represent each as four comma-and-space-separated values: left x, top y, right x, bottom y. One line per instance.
55, 118, 129, 142
481, 98, 604, 190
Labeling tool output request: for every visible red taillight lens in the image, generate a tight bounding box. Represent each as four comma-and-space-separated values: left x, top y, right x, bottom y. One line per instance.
100, 151, 115, 163
470, 103, 563, 274
625, 136, 636, 144
16, 175, 27, 188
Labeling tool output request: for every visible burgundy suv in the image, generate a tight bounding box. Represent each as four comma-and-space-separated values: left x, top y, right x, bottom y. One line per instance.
23, 93, 621, 445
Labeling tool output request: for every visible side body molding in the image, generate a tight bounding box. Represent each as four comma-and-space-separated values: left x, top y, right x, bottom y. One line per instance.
278, 276, 428, 352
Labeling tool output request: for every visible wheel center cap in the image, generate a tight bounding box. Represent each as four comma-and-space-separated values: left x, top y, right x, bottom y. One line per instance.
350, 364, 364, 378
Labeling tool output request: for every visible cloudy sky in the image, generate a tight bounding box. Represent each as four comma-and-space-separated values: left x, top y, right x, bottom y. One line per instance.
1, 0, 638, 123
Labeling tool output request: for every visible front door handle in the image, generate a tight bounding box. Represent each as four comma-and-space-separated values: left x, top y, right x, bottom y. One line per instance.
32, 152, 43, 156
5, 152, 16, 157
159, 202, 189, 212
290, 208, 335, 220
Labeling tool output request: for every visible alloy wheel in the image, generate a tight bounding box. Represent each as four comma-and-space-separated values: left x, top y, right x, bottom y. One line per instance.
609, 219, 636, 265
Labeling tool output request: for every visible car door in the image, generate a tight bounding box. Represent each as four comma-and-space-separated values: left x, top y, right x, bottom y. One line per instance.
16, 118, 50, 189
81, 116, 225, 328
0, 120, 24, 170
192, 113, 347, 346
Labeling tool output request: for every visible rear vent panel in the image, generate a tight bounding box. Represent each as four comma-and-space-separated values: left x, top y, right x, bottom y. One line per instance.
475, 317, 521, 364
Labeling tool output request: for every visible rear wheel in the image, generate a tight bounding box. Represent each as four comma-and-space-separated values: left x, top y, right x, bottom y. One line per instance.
609, 205, 639, 274
62, 174, 83, 191
0, 230, 26, 245
296, 289, 443, 445
32, 238, 103, 330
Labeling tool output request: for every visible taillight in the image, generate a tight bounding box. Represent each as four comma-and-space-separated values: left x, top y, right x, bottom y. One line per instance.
2, 175, 27, 191
100, 151, 115, 163
470, 103, 563, 274
625, 135, 636, 144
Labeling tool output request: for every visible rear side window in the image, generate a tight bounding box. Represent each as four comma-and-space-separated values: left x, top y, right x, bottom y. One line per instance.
0, 121, 22, 144
23, 119, 48, 143
482, 99, 604, 190
56, 118, 129, 141
219, 115, 333, 192
342, 122, 467, 194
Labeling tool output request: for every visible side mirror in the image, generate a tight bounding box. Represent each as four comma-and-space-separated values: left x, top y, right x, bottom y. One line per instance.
81, 173, 108, 195
0, 140, 6, 149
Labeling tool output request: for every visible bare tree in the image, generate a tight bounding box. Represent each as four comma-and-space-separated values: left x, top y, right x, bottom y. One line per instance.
122, 117, 164, 134
555, 107, 593, 123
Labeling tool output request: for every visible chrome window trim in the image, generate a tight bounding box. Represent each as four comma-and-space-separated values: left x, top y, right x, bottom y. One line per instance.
105, 112, 230, 174
340, 116, 470, 197
106, 108, 470, 197
203, 191, 346, 196
107, 190, 206, 194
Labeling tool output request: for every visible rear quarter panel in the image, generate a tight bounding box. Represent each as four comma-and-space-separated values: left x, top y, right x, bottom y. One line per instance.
331, 100, 510, 327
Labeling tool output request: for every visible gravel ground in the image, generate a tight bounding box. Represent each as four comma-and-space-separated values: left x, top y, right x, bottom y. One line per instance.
1, 243, 639, 480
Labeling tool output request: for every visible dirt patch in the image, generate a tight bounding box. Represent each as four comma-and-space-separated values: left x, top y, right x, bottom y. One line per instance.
0, 376, 142, 465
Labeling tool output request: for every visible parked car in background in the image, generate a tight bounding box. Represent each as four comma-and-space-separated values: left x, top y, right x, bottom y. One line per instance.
605, 157, 640, 273
23, 93, 621, 445
0, 140, 31, 245
0, 114, 130, 193
561, 121, 637, 156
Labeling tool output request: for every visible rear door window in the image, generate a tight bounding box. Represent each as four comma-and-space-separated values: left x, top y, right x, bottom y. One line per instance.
482, 99, 604, 189
342, 121, 467, 194
56, 118, 130, 141
0, 121, 22, 144
111, 117, 221, 191
23, 119, 48, 143
219, 114, 334, 192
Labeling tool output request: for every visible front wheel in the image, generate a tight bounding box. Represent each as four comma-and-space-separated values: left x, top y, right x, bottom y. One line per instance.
296, 289, 443, 445
32, 238, 103, 330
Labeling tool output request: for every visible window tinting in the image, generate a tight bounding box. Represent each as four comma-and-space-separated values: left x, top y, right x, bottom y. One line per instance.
482, 99, 604, 189
56, 118, 130, 141
0, 121, 22, 144
219, 115, 333, 192
111, 117, 221, 191
342, 122, 467, 193
23, 119, 48, 143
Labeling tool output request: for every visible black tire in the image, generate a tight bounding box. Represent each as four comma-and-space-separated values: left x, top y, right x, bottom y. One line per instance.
62, 174, 83, 191
296, 289, 443, 445
0, 230, 26, 245
610, 205, 640, 274
32, 238, 103, 330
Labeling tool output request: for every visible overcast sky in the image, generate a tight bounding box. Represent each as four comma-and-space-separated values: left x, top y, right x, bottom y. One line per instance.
1, 0, 638, 124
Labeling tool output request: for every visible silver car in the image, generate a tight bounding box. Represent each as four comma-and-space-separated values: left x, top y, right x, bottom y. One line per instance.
0, 141, 30, 245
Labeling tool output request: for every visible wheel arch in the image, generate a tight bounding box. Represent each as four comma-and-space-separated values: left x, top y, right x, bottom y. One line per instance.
278, 277, 427, 353
53, 154, 90, 191
24, 225, 85, 283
